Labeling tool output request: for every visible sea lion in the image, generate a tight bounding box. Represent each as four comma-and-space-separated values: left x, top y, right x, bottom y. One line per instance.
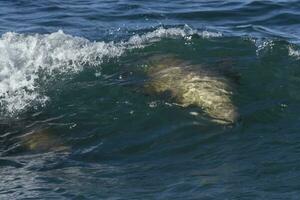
18, 128, 70, 153
142, 55, 239, 124
0, 115, 72, 155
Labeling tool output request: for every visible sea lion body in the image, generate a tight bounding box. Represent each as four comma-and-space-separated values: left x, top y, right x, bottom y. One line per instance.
19, 129, 70, 153
143, 56, 238, 124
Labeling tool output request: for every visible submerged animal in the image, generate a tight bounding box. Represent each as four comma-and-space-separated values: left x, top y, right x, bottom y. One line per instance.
0, 118, 70, 155
142, 55, 239, 124
19, 128, 70, 153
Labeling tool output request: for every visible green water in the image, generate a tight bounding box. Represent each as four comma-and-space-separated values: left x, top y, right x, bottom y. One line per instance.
1, 1, 300, 198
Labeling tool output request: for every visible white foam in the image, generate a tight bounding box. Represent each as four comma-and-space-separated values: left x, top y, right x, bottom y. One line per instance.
254, 39, 275, 56
0, 30, 124, 115
288, 46, 300, 59
0, 27, 221, 116
127, 26, 222, 47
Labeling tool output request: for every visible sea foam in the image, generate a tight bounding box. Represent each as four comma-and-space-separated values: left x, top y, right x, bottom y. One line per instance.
0, 30, 124, 115
288, 46, 300, 59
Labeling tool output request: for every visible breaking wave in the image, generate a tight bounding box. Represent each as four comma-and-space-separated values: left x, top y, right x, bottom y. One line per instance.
0, 26, 221, 116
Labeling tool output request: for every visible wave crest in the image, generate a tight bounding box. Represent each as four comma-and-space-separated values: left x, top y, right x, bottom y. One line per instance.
0, 30, 124, 115
0, 27, 222, 116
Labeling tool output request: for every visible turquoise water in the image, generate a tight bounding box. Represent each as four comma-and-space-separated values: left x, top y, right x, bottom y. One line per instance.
1, 1, 300, 199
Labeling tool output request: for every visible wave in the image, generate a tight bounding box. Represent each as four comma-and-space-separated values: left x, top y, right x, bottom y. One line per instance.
0, 30, 123, 116
0, 26, 222, 116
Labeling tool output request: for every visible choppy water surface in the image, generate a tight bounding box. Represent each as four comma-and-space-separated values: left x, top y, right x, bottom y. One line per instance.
1, 1, 300, 199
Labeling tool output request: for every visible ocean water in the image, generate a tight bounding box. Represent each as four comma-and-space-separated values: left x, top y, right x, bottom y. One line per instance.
1, 0, 300, 199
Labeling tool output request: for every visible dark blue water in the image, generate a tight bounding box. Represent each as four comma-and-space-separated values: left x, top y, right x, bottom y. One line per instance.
1, 1, 300, 199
